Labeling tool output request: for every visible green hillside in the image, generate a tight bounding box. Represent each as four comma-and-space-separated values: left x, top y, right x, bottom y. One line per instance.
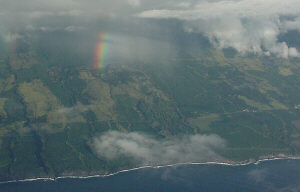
0, 35, 299, 181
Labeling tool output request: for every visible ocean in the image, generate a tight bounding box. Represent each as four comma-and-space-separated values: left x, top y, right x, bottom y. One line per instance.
0, 159, 299, 192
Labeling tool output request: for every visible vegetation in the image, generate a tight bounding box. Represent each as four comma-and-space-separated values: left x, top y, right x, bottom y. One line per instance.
0, 34, 299, 181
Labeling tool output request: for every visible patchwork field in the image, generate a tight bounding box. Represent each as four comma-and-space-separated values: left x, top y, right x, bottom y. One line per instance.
0, 34, 299, 181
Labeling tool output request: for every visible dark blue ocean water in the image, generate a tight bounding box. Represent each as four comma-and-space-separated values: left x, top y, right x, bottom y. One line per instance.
0, 159, 299, 192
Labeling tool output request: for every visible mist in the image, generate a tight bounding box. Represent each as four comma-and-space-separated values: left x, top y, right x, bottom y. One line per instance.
1, 0, 300, 59
91, 131, 226, 164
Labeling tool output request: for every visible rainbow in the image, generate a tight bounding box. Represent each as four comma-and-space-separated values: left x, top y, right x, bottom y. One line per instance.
94, 33, 110, 70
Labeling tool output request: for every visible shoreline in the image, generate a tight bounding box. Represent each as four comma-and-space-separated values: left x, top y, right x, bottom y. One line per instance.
1, 156, 300, 185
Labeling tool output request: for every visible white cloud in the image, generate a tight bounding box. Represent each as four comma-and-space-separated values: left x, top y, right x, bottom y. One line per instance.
176, 2, 191, 8
91, 131, 226, 164
288, 47, 299, 57
137, 0, 300, 58
1, 0, 300, 58
128, 0, 140, 7
283, 17, 300, 32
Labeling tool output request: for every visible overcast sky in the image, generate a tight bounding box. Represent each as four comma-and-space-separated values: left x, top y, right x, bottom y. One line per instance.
1, 0, 300, 58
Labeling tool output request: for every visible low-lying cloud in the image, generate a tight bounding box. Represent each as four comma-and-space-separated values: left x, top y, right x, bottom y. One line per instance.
138, 0, 300, 58
1, 0, 300, 58
91, 131, 226, 164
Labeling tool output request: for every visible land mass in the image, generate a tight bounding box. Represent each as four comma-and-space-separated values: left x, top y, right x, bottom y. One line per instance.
0, 33, 300, 181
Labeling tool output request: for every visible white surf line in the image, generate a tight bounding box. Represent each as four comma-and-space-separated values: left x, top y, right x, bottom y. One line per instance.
1, 156, 300, 185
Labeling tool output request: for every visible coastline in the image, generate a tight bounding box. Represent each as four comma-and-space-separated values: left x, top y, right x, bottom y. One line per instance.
1, 155, 300, 185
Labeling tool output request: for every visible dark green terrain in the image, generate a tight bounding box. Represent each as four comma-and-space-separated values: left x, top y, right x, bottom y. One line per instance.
0, 31, 300, 181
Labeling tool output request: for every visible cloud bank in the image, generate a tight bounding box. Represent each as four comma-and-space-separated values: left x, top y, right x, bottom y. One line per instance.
138, 0, 300, 58
91, 131, 226, 164
1, 0, 300, 58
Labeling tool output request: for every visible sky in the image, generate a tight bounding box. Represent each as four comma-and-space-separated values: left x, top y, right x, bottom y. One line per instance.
1, 0, 300, 58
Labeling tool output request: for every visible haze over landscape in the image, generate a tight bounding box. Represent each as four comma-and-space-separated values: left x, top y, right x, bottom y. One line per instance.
0, 1, 299, 189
